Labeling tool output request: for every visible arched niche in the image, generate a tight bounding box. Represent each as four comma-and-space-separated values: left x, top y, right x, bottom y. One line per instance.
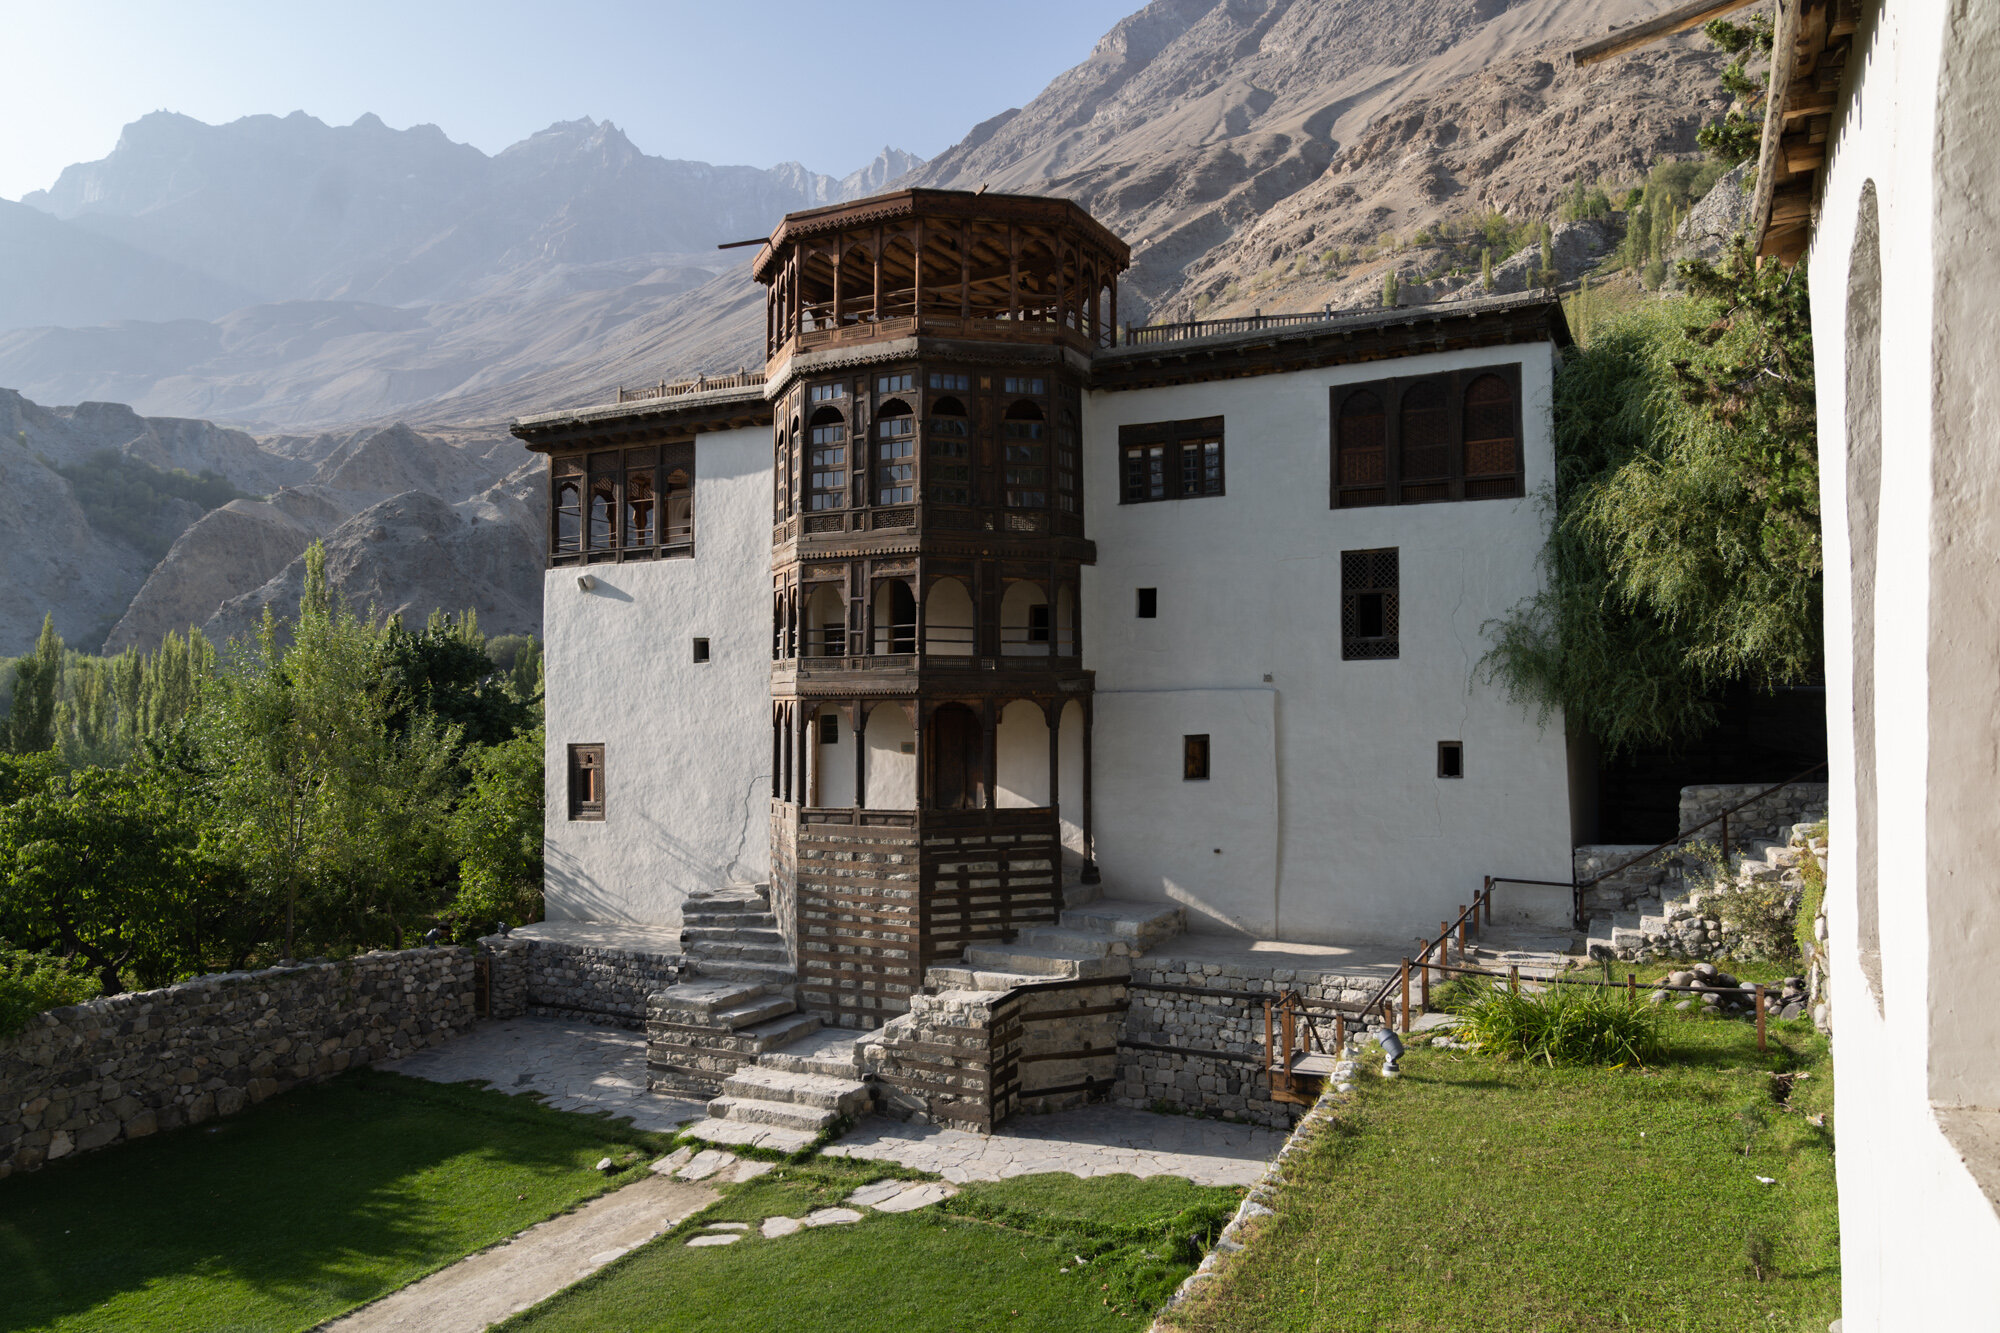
804, 584, 846, 657
1000, 580, 1050, 657
995, 700, 1050, 808
872, 579, 917, 654
812, 703, 855, 808
925, 578, 976, 656
864, 702, 917, 810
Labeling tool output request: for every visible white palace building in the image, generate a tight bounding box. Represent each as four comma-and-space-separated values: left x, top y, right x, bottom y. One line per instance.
510, 189, 1583, 1019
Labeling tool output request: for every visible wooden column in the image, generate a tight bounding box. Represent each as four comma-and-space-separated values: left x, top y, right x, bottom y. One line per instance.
854, 703, 868, 809
1080, 697, 1098, 881
960, 220, 971, 318
772, 709, 782, 799
912, 704, 926, 811
913, 218, 924, 320
781, 704, 793, 803
982, 701, 998, 811
1047, 701, 1061, 812
799, 706, 814, 809
832, 250, 843, 327
1008, 225, 1020, 321
872, 228, 882, 323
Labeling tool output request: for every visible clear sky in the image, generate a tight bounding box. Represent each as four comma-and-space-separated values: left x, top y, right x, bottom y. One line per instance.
0, 0, 1144, 201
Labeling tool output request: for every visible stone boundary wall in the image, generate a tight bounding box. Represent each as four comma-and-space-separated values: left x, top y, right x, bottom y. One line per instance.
1575, 844, 1679, 913
0, 947, 475, 1179
1677, 783, 1828, 846
522, 940, 682, 1029
1117, 959, 1388, 1129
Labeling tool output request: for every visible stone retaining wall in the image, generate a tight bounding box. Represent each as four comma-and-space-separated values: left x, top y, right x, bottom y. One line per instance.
0, 947, 476, 1179
521, 940, 683, 1028
1117, 959, 1389, 1129
1574, 844, 1679, 913
1677, 783, 1828, 844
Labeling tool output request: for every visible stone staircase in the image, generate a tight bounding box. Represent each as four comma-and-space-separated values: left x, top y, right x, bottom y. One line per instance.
678, 1026, 872, 1153
1585, 823, 1827, 963
679, 884, 796, 989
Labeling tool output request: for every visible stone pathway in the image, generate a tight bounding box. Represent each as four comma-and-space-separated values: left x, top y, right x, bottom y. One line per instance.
377, 1017, 705, 1134
323, 1175, 716, 1332
824, 1106, 1287, 1186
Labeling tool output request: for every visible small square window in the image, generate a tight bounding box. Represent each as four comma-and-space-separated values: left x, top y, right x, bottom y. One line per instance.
899, 741, 915, 755
1438, 742, 1463, 779
692, 637, 710, 663
568, 744, 605, 821
819, 713, 839, 745
1136, 588, 1158, 619
1183, 734, 1210, 781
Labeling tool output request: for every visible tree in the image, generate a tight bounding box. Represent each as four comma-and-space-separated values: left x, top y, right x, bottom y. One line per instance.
375, 610, 533, 753
192, 544, 461, 958
1480, 243, 1818, 752
1383, 269, 1401, 307
448, 725, 545, 936
4, 616, 61, 754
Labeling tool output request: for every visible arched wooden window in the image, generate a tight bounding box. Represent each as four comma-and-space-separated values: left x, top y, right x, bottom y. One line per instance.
588, 452, 618, 551
928, 395, 971, 505
1398, 379, 1451, 503
1462, 374, 1522, 499
808, 406, 848, 511
1334, 389, 1387, 508
1003, 400, 1047, 508
663, 467, 692, 547
554, 456, 583, 553
876, 398, 915, 504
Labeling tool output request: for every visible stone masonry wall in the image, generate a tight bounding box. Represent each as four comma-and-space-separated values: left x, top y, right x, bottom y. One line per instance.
0, 947, 476, 1179
521, 940, 682, 1029
1119, 958, 1390, 1129
1677, 783, 1828, 845
480, 934, 530, 1019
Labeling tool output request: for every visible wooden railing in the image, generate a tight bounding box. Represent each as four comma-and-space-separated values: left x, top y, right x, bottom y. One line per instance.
616, 369, 765, 403
1123, 305, 1378, 347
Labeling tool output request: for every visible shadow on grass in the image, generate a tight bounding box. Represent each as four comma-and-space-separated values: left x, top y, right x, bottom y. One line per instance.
0, 1069, 672, 1333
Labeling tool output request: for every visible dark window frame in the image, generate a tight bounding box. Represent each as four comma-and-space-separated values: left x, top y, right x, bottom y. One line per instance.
692, 637, 710, 663
1183, 734, 1211, 781
1136, 587, 1159, 619
1437, 741, 1463, 779
1119, 416, 1225, 504
568, 743, 606, 821
1341, 548, 1400, 660
1330, 363, 1523, 509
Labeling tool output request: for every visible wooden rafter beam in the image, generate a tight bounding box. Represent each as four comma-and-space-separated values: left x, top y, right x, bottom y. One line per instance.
1569, 0, 1763, 65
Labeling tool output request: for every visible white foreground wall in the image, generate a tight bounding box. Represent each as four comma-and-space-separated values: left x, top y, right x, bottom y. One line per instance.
1810, 1, 2000, 1325
1083, 342, 1574, 944
541, 424, 772, 927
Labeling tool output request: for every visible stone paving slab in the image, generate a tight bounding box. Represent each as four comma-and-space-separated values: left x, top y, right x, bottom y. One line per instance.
378, 1017, 704, 1135
325, 1175, 715, 1332
823, 1106, 1286, 1187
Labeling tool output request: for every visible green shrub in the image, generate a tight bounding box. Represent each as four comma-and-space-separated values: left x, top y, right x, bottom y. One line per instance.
0, 942, 100, 1038
1792, 825, 1827, 960
1449, 981, 1663, 1066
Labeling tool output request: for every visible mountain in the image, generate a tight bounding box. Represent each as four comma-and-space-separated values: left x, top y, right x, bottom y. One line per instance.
0, 199, 260, 332
898, 0, 1726, 319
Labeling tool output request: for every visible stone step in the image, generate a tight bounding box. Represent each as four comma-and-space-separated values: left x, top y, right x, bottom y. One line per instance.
1060, 899, 1185, 948
705, 1094, 843, 1133
721, 1065, 871, 1114
688, 940, 792, 964
649, 979, 770, 1022
687, 958, 800, 987
681, 925, 784, 944
683, 909, 777, 928
924, 966, 1051, 992
959, 943, 1132, 980
707, 995, 798, 1031
677, 1116, 818, 1154
758, 1027, 864, 1079
1012, 926, 1115, 957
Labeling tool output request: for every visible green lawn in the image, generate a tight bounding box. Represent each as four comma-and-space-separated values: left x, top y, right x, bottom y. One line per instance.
0, 1069, 676, 1333
1165, 1015, 1838, 1333
502, 1164, 1243, 1333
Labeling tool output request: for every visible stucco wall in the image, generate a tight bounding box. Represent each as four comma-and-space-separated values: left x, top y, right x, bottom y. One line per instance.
1810, 1, 2000, 1325
542, 424, 774, 927
1082, 344, 1575, 944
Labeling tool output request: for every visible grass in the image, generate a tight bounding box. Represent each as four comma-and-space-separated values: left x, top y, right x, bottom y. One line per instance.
1449, 982, 1664, 1066
0, 1069, 677, 1333
501, 1162, 1243, 1333
1166, 1015, 1838, 1332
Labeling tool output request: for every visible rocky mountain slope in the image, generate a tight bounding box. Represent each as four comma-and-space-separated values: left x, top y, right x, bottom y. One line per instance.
0, 386, 538, 658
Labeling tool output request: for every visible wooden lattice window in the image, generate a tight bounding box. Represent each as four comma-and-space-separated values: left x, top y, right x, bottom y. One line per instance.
876, 399, 915, 504
928, 396, 971, 505
553, 455, 583, 554
1119, 417, 1224, 504
808, 407, 848, 511
1003, 401, 1048, 509
550, 443, 694, 565
1341, 548, 1399, 660
1331, 364, 1522, 507
568, 744, 605, 821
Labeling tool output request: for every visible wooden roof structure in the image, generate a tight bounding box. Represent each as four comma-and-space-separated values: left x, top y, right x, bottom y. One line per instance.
1571, 0, 1863, 265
